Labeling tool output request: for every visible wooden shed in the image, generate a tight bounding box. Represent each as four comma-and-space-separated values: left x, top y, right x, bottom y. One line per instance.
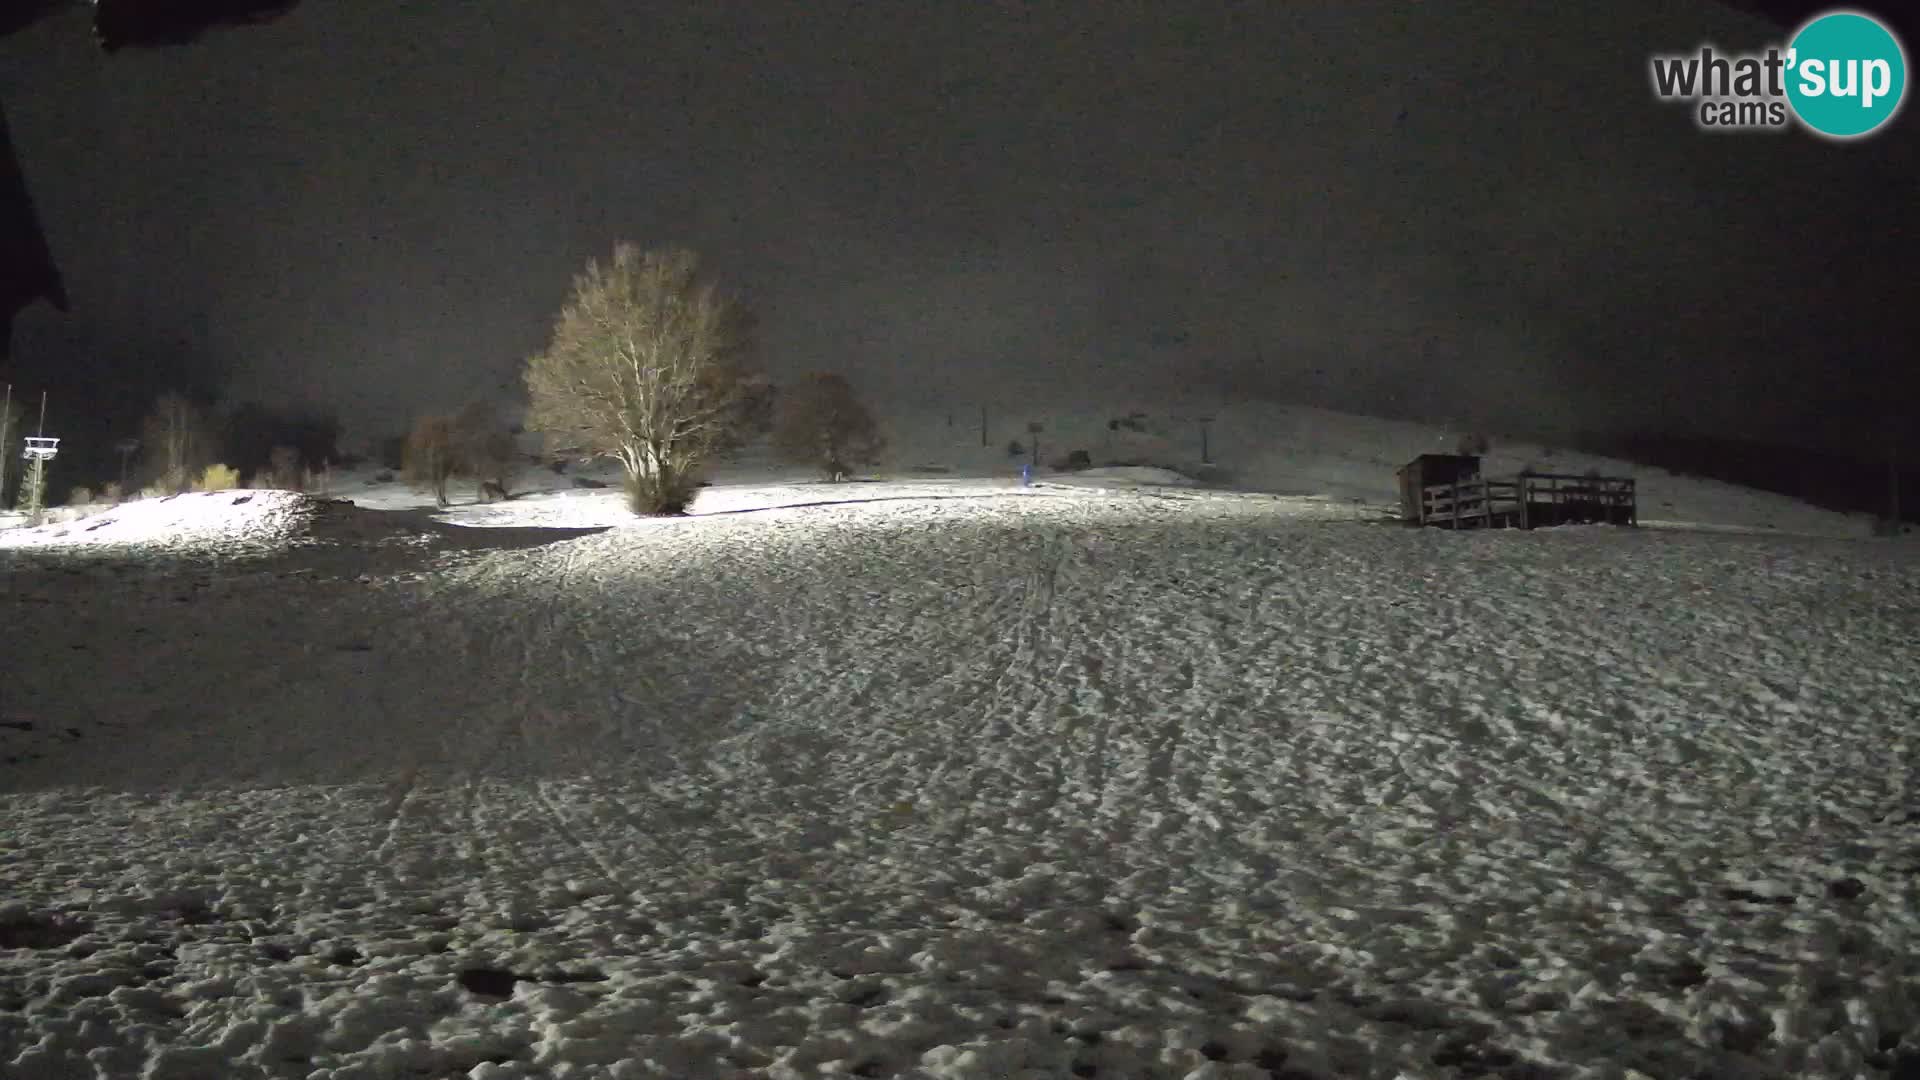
1396, 454, 1481, 523
1399, 454, 1638, 530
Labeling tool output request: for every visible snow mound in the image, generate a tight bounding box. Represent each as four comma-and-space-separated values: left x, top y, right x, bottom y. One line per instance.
0, 490, 322, 555
0, 491, 465, 564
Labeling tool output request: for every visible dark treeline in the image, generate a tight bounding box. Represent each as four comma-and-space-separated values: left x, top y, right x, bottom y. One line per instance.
1576, 432, 1914, 525
0, 380, 342, 501
223, 404, 343, 477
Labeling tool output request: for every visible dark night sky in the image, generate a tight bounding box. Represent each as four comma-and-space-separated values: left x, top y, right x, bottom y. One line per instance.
1, 1, 1915, 461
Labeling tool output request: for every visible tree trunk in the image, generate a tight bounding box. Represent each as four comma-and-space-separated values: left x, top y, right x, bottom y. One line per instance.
0, 391, 11, 504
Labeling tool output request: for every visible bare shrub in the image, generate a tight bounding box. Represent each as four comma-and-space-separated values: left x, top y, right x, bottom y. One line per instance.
403, 415, 457, 507
524, 245, 755, 515
619, 467, 698, 515
772, 373, 884, 481
66, 485, 93, 507
452, 401, 519, 501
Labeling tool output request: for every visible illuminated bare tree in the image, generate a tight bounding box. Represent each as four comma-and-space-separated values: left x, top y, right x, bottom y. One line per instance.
141, 391, 212, 493
524, 245, 754, 515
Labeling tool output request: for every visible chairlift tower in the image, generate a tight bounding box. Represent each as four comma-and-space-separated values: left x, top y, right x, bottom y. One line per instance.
20, 436, 59, 524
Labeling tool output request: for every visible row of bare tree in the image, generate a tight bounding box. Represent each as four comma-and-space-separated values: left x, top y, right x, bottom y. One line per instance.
131, 393, 344, 496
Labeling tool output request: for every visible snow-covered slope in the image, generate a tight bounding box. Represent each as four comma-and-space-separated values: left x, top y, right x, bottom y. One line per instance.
850, 397, 1883, 539
3, 477, 1918, 1079
302, 397, 1895, 539
12, 396, 1876, 544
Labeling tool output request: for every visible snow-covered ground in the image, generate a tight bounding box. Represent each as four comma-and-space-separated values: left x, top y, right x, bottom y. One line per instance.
3, 403, 1918, 1079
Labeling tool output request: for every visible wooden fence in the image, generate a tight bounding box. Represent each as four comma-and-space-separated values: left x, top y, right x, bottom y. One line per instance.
1418, 472, 1636, 530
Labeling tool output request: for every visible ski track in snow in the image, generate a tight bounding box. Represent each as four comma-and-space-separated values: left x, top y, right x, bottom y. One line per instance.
2, 488, 1919, 1079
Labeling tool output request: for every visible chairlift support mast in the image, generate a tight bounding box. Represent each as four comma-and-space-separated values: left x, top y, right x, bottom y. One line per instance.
18, 391, 56, 524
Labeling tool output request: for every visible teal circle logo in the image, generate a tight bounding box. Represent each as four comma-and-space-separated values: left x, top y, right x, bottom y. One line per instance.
1786, 11, 1907, 138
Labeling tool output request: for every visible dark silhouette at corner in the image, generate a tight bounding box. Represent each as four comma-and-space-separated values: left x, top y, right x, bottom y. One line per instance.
0, 102, 65, 369
0, 0, 301, 364
90, 0, 300, 52
2, 0, 300, 51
